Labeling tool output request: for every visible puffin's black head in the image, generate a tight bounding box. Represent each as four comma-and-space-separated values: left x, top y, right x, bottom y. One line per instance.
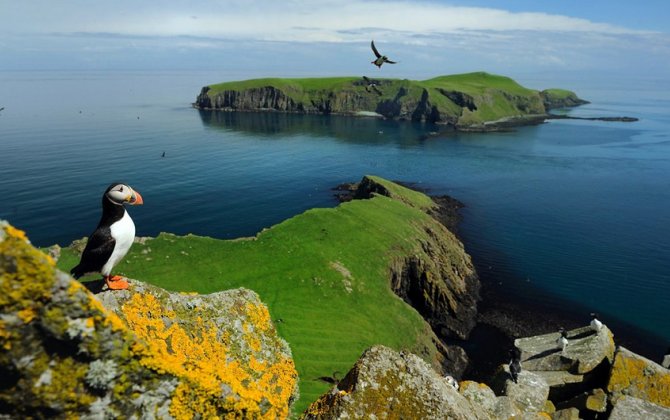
590, 312, 599, 319
104, 183, 144, 206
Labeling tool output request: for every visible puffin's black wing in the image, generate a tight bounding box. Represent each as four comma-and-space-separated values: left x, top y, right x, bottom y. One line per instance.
371, 40, 382, 58
363, 75, 371, 83
384, 58, 397, 64
70, 227, 116, 278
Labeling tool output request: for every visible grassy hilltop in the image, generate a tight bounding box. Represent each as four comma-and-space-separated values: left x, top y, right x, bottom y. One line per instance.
56, 176, 477, 413
195, 72, 586, 130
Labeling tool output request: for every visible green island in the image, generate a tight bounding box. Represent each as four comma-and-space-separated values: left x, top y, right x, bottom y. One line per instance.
194, 72, 589, 131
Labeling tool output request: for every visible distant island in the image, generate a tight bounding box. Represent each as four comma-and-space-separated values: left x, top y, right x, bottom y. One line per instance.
193, 72, 600, 132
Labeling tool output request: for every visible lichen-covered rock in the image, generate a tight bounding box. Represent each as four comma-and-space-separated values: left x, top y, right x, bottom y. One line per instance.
506, 371, 550, 413
551, 407, 580, 420
302, 345, 492, 419
0, 221, 298, 418
558, 387, 608, 415
459, 381, 498, 416
515, 325, 615, 374
607, 346, 670, 408
609, 396, 670, 420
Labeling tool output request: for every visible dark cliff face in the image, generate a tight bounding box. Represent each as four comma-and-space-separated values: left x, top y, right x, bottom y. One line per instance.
195, 84, 462, 125
354, 177, 480, 341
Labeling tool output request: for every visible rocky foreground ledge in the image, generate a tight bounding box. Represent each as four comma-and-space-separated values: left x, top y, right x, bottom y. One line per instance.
305, 326, 670, 419
0, 221, 298, 418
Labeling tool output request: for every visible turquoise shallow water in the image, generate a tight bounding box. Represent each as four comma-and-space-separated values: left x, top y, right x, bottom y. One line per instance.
1, 70, 668, 355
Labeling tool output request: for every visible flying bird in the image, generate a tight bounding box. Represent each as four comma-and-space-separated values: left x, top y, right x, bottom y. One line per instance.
370, 40, 396, 68
363, 76, 382, 95
71, 183, 144, 290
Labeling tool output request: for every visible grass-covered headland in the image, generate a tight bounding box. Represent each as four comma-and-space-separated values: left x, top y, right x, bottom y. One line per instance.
56, 176, 478, 413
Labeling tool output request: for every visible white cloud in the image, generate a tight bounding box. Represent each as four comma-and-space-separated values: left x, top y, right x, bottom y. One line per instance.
0, 0, 654, 42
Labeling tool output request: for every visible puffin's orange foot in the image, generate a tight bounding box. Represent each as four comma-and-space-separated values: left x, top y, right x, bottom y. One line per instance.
105, 275, 130, 290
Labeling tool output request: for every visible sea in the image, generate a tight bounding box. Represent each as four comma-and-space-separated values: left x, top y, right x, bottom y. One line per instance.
1, 70, 668, 360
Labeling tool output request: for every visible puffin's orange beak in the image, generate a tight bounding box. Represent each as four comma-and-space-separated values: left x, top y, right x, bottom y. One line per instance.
129, 190, 143, 205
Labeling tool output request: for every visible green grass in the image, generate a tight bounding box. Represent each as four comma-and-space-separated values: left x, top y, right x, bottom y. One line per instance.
541, 88, 575, 99
56, 177, 449, 414
421, 72, 536, 96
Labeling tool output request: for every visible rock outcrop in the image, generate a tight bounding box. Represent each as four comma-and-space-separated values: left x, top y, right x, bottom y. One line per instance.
302, 345, 491, 419
306, 322, 669, 418
0, 221, 298, 418
540, 89, 590, 110
609, 396, 670, 420
607, 346, 670, 408
194, 73, 587, 131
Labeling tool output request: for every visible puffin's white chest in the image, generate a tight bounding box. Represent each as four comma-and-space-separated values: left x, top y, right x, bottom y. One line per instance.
101, 210, 135, 275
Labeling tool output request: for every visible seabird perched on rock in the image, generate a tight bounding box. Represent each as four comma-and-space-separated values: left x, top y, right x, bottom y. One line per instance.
444, 375, 459, 390
70, 183, 144, 290
370, 40, 397, 69
362, 76, 382, 95
590, 312, 603, 332
662, 347, 670, 369
557, 327, 569, 353
508, 348, 522, 383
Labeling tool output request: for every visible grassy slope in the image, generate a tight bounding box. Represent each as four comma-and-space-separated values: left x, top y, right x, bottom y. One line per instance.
205, 72, 547, 124
56, 177, 447, 414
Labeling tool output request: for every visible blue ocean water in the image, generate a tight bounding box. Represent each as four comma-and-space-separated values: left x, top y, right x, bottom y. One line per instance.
1, 70, 668, 354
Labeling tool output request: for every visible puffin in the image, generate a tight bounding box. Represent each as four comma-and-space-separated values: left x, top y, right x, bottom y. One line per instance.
557, 327, 569, 353
70, 183, 144, 290
370, 40, 397, 68
508, 348, 522, 383
362, 76, 382, 95
590, 312, 603, 332
444, 375, 459, 391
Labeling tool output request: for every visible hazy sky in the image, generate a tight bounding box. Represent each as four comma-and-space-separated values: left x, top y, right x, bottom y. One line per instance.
1, 0, 668, 81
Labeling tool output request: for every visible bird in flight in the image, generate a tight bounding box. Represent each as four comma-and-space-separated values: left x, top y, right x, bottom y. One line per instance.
370, 40, 397, 68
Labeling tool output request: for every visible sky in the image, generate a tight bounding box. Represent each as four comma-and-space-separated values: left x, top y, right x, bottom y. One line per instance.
0, 1, 669, 83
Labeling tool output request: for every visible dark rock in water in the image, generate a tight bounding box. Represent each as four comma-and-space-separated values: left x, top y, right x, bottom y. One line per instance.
547, 114, 638, 122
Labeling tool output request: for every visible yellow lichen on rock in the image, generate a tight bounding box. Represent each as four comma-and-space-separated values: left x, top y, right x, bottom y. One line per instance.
607, 346, 670, 408
115, 286, 299, 419
1, 221, 298, 418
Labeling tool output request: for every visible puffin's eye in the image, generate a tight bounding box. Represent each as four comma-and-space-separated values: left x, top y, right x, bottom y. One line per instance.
119, 186, 124, 192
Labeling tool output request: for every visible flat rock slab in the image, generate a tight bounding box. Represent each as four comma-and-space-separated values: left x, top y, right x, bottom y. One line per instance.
515, 325, 614, 374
